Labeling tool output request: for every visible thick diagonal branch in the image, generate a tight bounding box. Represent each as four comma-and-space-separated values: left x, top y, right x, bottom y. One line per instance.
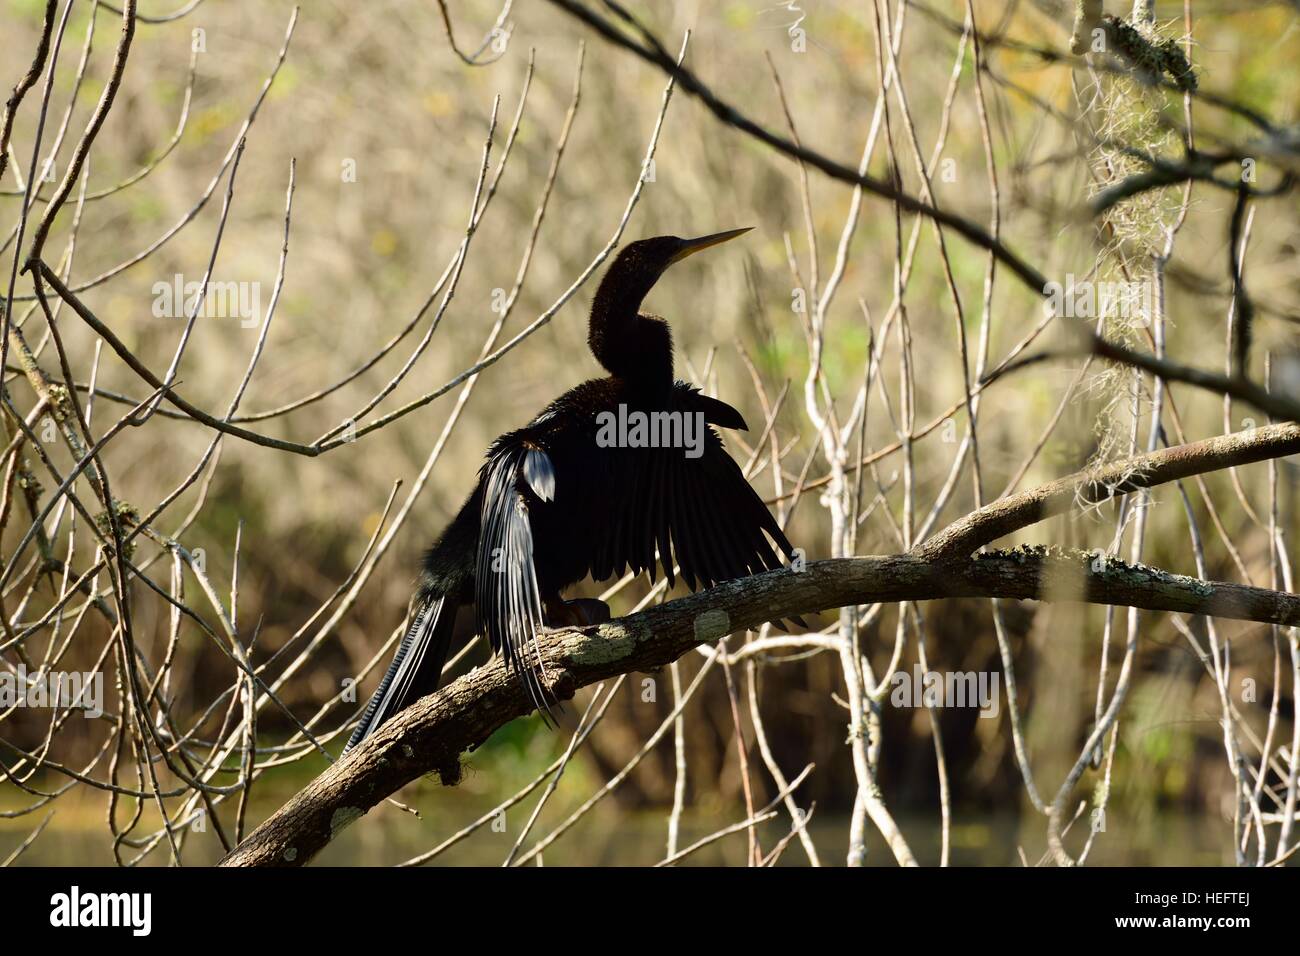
219, 548, 1299, 867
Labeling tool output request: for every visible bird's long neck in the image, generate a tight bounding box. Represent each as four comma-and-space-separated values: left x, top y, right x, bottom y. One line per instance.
588, 274, 673, 389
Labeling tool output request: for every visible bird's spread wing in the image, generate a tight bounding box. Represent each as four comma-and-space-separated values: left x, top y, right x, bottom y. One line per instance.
475, 440, 555, 719
345, 593, 454, 751
680, 388, 749, 431
592, 384, 794, 592
475, 385, 796, 715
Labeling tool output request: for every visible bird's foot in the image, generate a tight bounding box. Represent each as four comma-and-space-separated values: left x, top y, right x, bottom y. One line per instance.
544, 597, 612, 628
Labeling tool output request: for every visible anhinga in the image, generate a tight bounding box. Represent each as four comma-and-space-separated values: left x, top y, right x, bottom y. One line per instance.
346, 228, 796, 751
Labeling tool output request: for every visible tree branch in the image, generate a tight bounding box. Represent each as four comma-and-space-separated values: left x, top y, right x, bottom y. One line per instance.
541, 0, 1051, 295
916, 421, 1300, 561
220, 545, 1300, 867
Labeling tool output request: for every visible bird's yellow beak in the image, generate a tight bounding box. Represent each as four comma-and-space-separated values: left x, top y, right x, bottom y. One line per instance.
668, 227, 753, 264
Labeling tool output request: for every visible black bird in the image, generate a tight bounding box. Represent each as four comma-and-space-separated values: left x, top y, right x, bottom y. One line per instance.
346, 228, 796, 751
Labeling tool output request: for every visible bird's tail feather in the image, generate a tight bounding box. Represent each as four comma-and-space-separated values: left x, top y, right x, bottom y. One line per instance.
344, 593, 456, 753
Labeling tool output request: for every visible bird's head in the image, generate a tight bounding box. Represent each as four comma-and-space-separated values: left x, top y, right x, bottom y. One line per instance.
601, 227, 753, 304
589, 228, 752, 381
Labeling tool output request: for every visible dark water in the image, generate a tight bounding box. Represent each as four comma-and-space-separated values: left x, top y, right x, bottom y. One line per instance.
1, 786, 1237, 866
